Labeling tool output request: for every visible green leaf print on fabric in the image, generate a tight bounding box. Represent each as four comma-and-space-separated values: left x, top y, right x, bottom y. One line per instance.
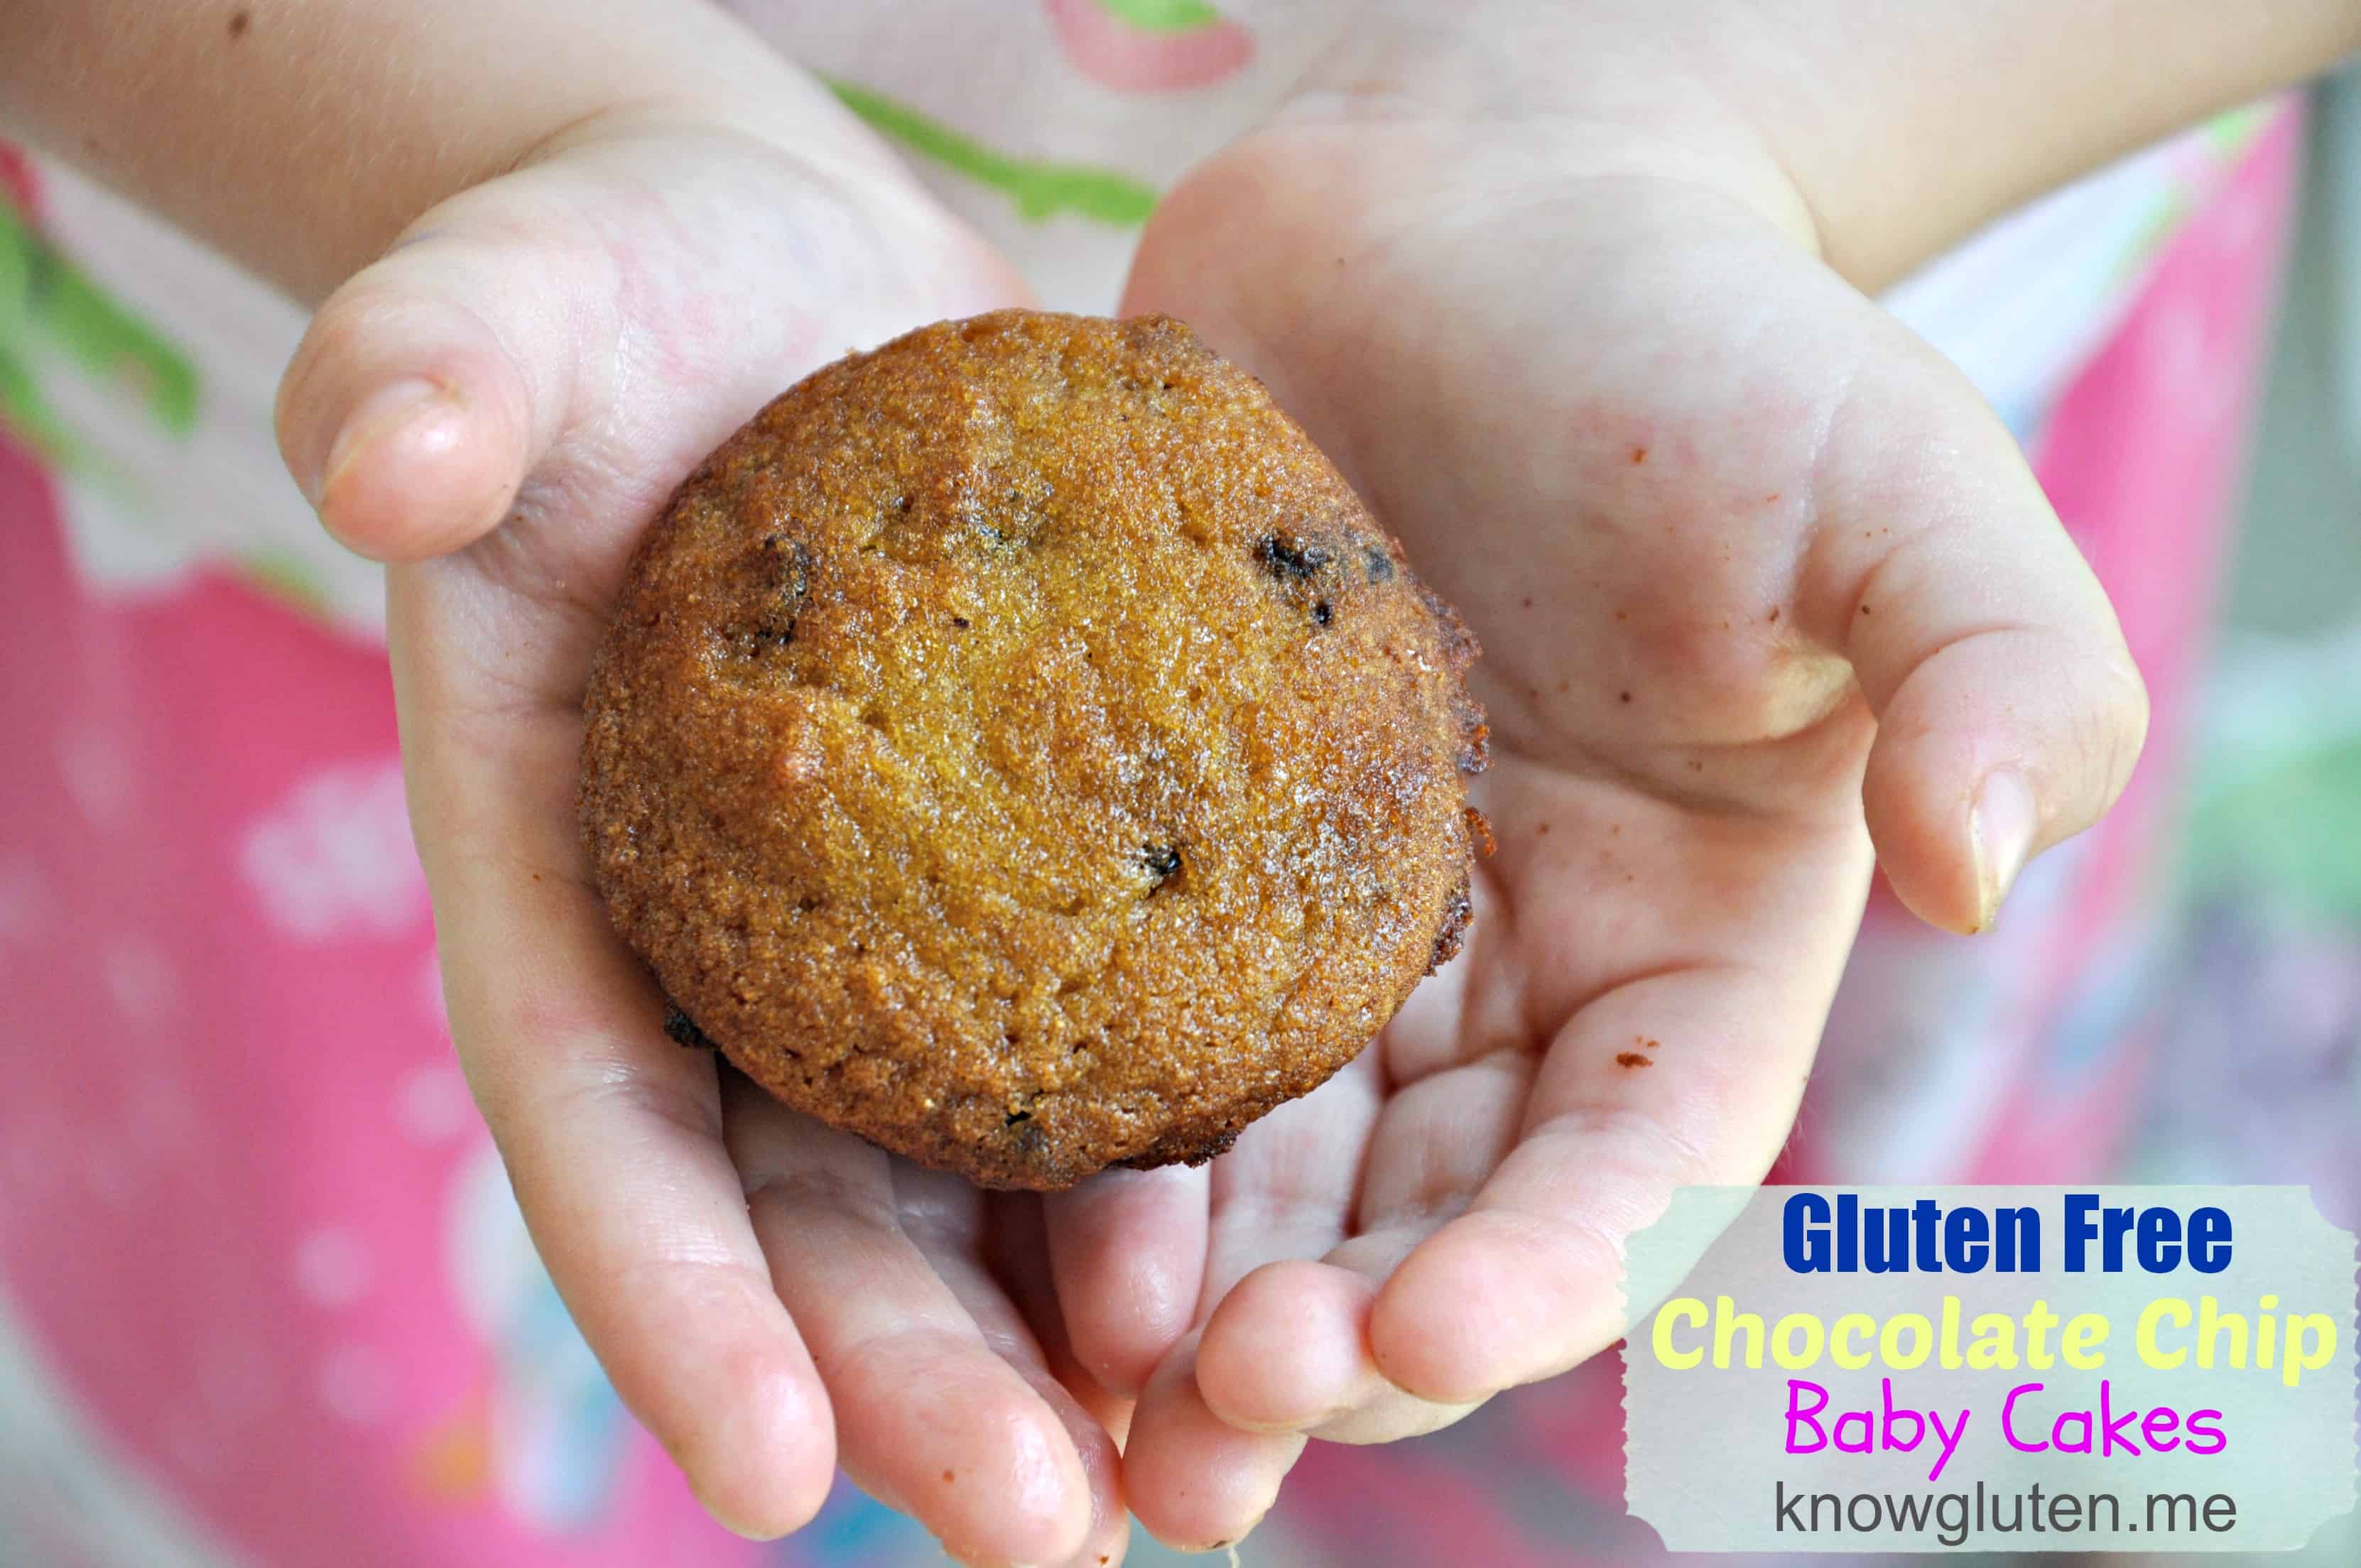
0, 203, 200, 468
237, 547, 337, 619
1097, 0, 1225, 31
2102, 102, 2286, 290
2109, 194, 2191, 288
2204, 102, 2276, 158
0, 343, 90, 472
826, 80, 1159, 227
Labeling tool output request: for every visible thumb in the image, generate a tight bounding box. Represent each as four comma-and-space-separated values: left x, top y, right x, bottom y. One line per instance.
273, 214, 562, 563
275, 119, 1025, 564
1808, 327, 2150, 936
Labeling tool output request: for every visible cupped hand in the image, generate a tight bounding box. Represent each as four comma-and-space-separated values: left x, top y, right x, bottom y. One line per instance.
1066, 21, 2148, 1550
276, 110, 1139, 1566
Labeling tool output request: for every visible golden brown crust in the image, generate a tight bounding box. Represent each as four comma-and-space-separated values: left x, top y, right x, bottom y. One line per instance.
580, 310, 1485, 1188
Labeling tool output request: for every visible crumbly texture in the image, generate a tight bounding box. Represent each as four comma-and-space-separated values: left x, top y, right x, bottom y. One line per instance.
580, 310, 1487, 1189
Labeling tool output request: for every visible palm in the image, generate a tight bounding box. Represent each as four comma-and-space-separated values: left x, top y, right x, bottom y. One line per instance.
1086, 101, 2141, 1540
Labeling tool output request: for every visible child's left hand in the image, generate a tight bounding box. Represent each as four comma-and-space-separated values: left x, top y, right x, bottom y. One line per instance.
1038, 13, 2149, 1547
279, 107, 1152, 1565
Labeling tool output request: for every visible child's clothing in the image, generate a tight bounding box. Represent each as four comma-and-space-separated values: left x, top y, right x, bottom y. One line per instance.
0, 6, 2305, 1563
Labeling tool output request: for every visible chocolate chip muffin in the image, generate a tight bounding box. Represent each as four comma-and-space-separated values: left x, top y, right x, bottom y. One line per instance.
580, 310, 1487, 1189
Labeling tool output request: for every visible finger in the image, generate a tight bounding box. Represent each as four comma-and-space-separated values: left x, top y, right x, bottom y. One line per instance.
902, 1172, 1130, 1568
1183, 1052, 1379, 1429
989, 1192, 1137, 1451
409, 706, 835, 1538
1803, 327, 2148, 935
274, 209, 570, 563
1369, 953, 1849, 1405
1200, 1046, 1385, 1304
276, 119, 1026, 564
1118, 1052, 1379, 1535
1195, 1050, 1529, 1440
1123, 1332, 1304, 1555
1349, 753, 1868, 1407
726, 1087, 1095, 1568
1200, 1251, 1487, 1446
1043, 1165, 1207, 1398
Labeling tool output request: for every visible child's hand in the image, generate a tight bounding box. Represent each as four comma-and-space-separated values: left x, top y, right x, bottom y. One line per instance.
1063, 15, 2155, 1547
277, 113, 1141, 1566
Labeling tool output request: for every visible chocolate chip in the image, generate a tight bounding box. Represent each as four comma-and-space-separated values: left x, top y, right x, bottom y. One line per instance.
1313, 600, 1333, 626
752, 535, 811, 646
1427, 883, 1473, 972
663, 1004, 718, 1051
1458, 716, 1491, 775
1257, 534, 1331, 581
1143, 843, 1182, 881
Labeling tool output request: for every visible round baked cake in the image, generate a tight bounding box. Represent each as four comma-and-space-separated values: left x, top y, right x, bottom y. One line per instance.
580, 310, 1487, 1189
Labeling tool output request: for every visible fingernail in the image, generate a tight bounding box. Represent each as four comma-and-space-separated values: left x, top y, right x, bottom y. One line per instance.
699, 1510, 776, 1542
315, 377, 449, 506
1969, 769, 2036, 931
1227, 1408, 1340, 1435
1194, 1526, 1259, 1559
684, 1477, 783, 1542
696, 1501, 783, 1543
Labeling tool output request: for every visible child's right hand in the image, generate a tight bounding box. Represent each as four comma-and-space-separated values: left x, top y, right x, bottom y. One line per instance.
274, 111, 1158, 1566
